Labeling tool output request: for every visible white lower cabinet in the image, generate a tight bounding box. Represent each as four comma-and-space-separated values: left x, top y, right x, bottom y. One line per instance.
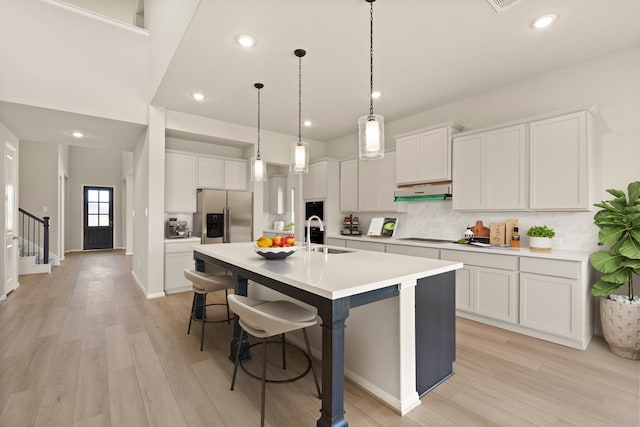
441, 250, 518, 324
164, 239, 199, 294
345, 240, 385, 252
327, 237, 347, 247
519, 257, 583, 342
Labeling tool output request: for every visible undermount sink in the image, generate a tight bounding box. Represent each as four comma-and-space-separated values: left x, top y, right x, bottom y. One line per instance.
308, 246, 353, 254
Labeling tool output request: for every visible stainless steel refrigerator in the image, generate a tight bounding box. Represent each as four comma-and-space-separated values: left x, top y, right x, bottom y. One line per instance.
194, 189, 253, 244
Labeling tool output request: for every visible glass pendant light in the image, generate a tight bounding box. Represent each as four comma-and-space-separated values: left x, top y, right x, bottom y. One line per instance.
251, 82, 266, 182
358, 0, 384, 160
290, 49, 309, 174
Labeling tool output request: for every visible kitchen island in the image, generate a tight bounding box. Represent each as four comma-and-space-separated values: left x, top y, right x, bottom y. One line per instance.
193, 242, 462, 427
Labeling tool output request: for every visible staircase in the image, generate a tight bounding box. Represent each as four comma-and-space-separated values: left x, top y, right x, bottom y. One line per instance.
18, 208, 58, 275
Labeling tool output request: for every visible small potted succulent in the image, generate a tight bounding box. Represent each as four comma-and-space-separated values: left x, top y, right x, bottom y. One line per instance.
527, 225, 555, 252
590, 181, 640, 359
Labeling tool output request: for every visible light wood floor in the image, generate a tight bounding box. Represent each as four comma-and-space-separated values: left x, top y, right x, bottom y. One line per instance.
0, 250, 638, 427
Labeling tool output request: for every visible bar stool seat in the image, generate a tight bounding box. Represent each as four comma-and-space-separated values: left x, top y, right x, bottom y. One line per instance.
228, 294, 322, 427
184, 269, 235, 351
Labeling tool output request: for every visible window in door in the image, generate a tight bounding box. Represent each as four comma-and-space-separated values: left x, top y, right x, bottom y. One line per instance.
83, 186, 113, 250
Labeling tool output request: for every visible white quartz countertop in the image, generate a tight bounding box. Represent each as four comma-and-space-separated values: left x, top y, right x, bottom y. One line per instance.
193, 242, 462, 300
328, 234, 591, 262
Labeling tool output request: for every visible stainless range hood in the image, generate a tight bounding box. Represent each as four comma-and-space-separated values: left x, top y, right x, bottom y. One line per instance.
394, 182, 452, 202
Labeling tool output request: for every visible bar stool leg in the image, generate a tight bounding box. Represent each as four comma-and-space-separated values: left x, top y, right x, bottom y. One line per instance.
187, 292, 196, 335
281, 333, 287, 370
225, 289, 231, 324
303, 328, 322, 399
260, 338, 267, 427
230, 329, 244, 391
200, 292, 207, 351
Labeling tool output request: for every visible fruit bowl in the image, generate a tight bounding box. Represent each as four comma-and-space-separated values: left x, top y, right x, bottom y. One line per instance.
254, 245, 298, 259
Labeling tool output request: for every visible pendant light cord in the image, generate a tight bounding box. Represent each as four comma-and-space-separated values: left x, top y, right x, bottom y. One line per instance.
257, 87, 261, 157
369, 0, 374, 115
298, 55, 302, 143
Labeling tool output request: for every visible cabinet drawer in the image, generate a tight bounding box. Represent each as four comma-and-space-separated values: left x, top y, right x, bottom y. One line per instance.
327, 238, 347, 247
385, 244, 439, 259
346, 240, 385, 252
441, 249, 517, 270
520, 257, 580, 279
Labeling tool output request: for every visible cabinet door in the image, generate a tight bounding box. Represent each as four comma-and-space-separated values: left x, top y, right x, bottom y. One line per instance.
377, 152, 397, 212
454, 266, 474, 312
529, 111, 590, 210
340, 159, 358, 212
357, 159, 377, 212
165, 153, 197, 213
484, 125, 526, 210
197, 157, 224, 189
164, 252, 195, 294
475, 267, 517, 324
224, 159, 247, 191
520, 272, 579, 339
417, 127, 450, 182
358, 153, 397, 212
326, 237, 346, 247
345, 240, 385, 252
395, 134, 419, 185
452, 134, 484, 210
304, 162, 327, 200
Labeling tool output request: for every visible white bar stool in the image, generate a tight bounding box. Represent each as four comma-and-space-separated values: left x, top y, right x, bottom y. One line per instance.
184, 269, 235, 351
227, 294, 322, 427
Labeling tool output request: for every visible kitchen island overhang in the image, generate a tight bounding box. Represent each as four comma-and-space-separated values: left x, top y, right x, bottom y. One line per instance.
193, 242, 462, 426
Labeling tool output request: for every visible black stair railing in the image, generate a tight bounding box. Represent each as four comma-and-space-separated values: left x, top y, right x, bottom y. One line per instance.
18, 208, 50, 264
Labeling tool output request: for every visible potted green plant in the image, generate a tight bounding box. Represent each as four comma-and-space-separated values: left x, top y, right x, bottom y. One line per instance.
590, 181, 640, 360
527, 225, 555, 252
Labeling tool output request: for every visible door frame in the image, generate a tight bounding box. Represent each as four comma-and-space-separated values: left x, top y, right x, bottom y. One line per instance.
81, 184, 116, 250
4, 141, 18, 299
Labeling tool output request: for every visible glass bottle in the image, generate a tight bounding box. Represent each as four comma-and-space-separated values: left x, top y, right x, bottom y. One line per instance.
511, 227, 520, 248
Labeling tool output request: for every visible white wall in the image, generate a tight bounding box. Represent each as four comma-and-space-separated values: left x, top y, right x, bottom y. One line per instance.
19, 141, 60, 258
0, 0, 149, 125
327, 45, 640, 252
67, 146, 124, 251
145, 0, 201, 101
165, 137, 244, 159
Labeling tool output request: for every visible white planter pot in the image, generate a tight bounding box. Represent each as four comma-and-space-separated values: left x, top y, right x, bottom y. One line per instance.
529, 236, 552, 252
600, 297, 640, 360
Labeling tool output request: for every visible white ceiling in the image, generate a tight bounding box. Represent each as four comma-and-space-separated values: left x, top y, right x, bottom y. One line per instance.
2, 0, 640, 149
153, 0, 640, 142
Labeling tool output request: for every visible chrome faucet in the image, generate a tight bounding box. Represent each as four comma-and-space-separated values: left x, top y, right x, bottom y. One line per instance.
306, 215, 324, 251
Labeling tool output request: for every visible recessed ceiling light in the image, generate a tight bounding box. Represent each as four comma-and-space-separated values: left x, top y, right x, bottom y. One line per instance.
236, 34, 256, 47
72, 131, 84, 138
192, 92, 205, 101
371, 91, 382, 99
303, 120, 312, 127
532, 13, 557, 29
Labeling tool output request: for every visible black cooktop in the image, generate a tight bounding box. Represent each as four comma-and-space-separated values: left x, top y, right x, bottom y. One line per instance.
396, 237, 453, 244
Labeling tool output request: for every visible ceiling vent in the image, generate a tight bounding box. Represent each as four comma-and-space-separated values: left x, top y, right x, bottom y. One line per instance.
486, 0, 523, 13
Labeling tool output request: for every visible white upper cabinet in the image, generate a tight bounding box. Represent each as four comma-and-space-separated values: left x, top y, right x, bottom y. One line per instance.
452, 106, 595, 212
340, 159, 358, 212
165, 152, 197, 213
224, 159, 248, 191
529, 109, 594, 211
303, 161, 328, 200
453, 124, 526, 211
358, 152, 399, 212
395, 123, 463, 185
197, 157, 224, 189
197, 157, 247, 191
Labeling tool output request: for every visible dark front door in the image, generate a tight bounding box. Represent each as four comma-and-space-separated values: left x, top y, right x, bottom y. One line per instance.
83, 186, 113, 250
